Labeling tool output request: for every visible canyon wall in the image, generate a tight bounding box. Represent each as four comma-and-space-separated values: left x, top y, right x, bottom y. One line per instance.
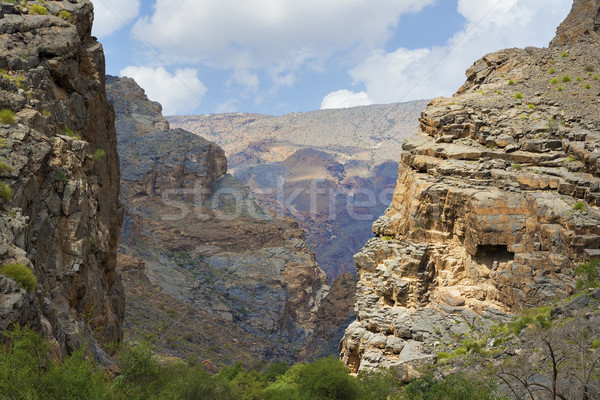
0, 0, 123, 363
340, 0, 600, 374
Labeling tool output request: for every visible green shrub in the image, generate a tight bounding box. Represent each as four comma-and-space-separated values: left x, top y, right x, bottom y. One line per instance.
0, 263, 37, 291
511, 163, 523, 170
562, 76, 572, 83
30, 4, 48, 15
55, 170, 68, 182
549, 68, 556, 74
595, 76, 600, 81
573, 201, 586, 211
550, 78, 559, 84
528, 104, 535, 109
576, 77, 582, 82
403, 372, 498, 400
514, 92, 523, 99
561, 52, 569, 58
0, 182, 12, 203
298, 357, 360, 400
508, 79, 515, 85
58, 10, 72, 21
557, 86, 564, 92
575, 259, 599, 291
0, 109, 15, 125
586, 84, 592, 89
93, 149, 106, 162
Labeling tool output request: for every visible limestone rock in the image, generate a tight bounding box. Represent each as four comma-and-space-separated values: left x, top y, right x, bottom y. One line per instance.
340, 1, 600, 374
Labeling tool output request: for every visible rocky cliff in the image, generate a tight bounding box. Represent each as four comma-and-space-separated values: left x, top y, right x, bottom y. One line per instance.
107, 76, 342, 365
0, 0, 122, 362
340, 0, 600, 375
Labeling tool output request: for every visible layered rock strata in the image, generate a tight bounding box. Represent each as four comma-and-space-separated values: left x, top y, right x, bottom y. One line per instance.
341, 0, 600, 373
0, 0, 123, 361
107, 76, 338, 364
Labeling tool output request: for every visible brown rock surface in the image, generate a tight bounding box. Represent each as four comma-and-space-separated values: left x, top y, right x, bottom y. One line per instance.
341, 2, 600, 373
0, 0, 123, 362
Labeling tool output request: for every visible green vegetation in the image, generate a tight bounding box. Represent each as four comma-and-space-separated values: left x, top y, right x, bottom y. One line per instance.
557, 86, 564, 92
514, 92, 523, 100
93, 149, 106, 161
0, 109, 16, 125
574, 258, 599, 291
0, 162, 12, 176
58, 10, 72, 21
30, 4, 48, 15
55, 170, 68, 182
595, 76, 600, 81
573, 201, 586, 211
550, 78, 559, 84
0, 263, 37, 291
511, 163, 523, 171
561, 75, 572, 83
41, 109, 51, 117
381, 236, 393, 241
508, 79, 515, 85
586, 84, 592, 89
561, 52, 569, 58
527, 104, 535, 109
584, 65, 595, 72
64, 127, 75, 137
548, 68, 556, 74
0, 182, 12, 203
403, 373, 498, 400
576, 77, 582, 83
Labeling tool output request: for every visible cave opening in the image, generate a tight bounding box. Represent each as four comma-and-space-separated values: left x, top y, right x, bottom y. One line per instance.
474, 244, 514, 269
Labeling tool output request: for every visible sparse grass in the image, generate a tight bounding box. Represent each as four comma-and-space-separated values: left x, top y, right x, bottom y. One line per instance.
30, 4, 48, 15
0, 162, 12, 176
93, 149, 106, 162
584, 65, 595, 72
561, 75, 572, 83
561, 52, 569, 58
0, 182, 12, 203
550, 78, 559, 84
0, 263, 37, 291
0, 109, 16, 125
528, 104, 535, 109
41, 110, 51, 117
549, 68, 556, 74
55, 170, 67, 182
58, 10, 72, 21
566, 156, 579, 162
64, 127, 74, 137
514, 92, 523, 99
511, 163, 523, 170
576, 77, 582, 83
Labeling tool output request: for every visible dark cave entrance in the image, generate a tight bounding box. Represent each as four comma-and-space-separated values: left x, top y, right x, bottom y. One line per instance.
473, 244, 515, 269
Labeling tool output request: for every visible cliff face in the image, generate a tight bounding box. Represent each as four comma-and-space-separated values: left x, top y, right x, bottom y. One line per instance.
107, 76, 337, 364
0, 1, 123, 360
341, 0, 600, 374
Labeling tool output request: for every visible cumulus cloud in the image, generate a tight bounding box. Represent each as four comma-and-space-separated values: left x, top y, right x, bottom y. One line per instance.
323, 0, 572, 107
131, 0, 436, 71
120, 66, 207, 115
91, 0, 140, 38
321, 90, 373, 110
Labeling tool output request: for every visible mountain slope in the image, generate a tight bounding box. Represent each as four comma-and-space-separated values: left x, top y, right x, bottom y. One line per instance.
168, 101, 427, 278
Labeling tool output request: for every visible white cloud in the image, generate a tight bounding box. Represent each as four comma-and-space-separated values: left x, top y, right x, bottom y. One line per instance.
91, 0, 140, 38
120, 66, 207, 115
321, 90, 373, 109
131, 0, 436, 71
323, 0, 572, 107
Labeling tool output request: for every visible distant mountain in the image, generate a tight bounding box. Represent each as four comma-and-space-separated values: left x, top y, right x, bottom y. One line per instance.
168, 101, 428, 278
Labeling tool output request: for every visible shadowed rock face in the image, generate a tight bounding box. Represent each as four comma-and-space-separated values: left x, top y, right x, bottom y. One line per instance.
551, 0, 600, 46
0, 1, 123, 362
108, 76, 349, 365
340, 1, 600, 374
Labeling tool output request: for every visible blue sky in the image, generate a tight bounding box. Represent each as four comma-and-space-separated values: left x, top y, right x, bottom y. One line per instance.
94, 0, 572, 116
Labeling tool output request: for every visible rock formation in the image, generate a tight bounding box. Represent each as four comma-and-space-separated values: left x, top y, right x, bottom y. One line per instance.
340, 0, 600, 375
107, 76, 343, 364
0, 0, 123, 362
168, 101, 426, 279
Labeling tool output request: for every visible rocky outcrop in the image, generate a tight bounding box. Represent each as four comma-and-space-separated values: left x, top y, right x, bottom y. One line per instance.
0, 1, 123, 361
341, 2, 600, 373
108, 76, 338, 364
550, 0, 600, 46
